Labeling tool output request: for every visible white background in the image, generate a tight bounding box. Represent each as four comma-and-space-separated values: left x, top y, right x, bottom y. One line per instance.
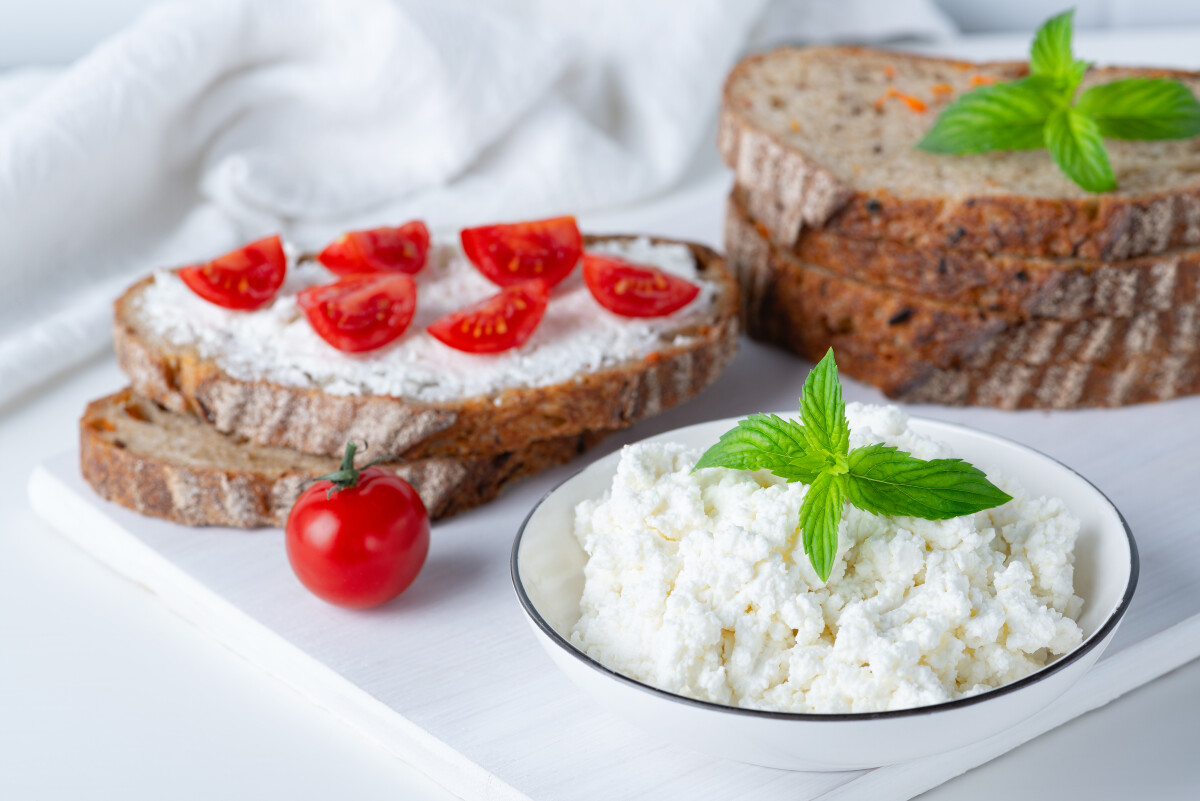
9, 0, 1200, 66
2, 4, 1199, 801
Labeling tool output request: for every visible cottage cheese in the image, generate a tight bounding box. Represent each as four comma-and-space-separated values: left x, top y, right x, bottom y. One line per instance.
569, 404, 1084, 714
132, 237, 718, 403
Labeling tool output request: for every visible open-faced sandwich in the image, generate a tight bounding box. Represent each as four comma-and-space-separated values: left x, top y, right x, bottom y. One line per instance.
82, 217, 739, 526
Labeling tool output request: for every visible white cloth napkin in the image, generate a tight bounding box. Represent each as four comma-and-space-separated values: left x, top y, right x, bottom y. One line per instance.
0, 0, 954, 406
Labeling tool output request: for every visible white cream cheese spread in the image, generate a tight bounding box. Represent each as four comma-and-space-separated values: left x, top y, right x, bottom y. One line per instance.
132, 237, 718, 403
569, 404, 1085, 714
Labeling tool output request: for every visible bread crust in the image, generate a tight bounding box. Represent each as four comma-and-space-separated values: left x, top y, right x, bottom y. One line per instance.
734, 186, 1200, 320
727, 195, 1199, 370
725, 196, 1200, 408
114, 237, 738, 462
829, 341, 1200, 409
81, 389, 608, 527
720, 46, 1200, 260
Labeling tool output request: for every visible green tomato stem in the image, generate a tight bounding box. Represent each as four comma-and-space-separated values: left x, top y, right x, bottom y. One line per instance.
305, 441, 388, 498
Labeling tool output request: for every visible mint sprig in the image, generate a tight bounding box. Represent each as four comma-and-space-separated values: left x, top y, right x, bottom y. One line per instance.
693, 414, 823, 482
843, 443, 1013, 520
1045, 107, 1114, 193
1077, 78, 1200, 140
693, 349, 1012, 583
916, 79, 1057, 154
799, 472, 844, 583
917, 9, 1200, 192
1028, 9, 1088, 89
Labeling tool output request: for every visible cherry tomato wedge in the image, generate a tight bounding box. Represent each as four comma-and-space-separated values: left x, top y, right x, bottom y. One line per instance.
582, 253, 700, 318
460, 216, 582, 288
179, 234, 287, 310
427, 281, 549, 354
317, 221, 430, 276
297, 273, 417, 353
286, 444, 430, 609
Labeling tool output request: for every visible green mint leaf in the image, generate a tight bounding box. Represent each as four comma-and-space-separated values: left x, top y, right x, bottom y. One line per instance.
798, 348, 849, 458
844, 443, 1013, 520
1045, 106, 1116, 192
1076, 77, 1200, 140
693, 413, 822, 483
798, 471, 845, 583
916, 78, 1058, 154
1029, 10, 1077, 88
917, 9, 1200, 193
1066, 59, 1092, 93
775, 452, 833, 483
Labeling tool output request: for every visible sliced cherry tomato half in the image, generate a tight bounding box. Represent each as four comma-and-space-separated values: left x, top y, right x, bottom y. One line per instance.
179, 235, 287, 310
297, 273, 417, 353
582, 254, 700, 318
317, 220, 430, 276
427, 281, 549, 354
460, 216, 582, 288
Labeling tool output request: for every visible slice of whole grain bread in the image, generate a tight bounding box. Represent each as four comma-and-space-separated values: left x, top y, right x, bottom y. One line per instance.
114, 237, 738, 463
720, 46, 1200, 260
81, 389, 609, 527
727, 194, 1199, 372
725, 196, 1200, 408
734, 186, 1200, 320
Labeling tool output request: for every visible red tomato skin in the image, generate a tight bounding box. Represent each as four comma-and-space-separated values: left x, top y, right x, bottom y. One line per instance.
427, 281, 549, 354
582, 253, 700, 318
286, 467, 430, 609
460, 216, 582, 288
178, 235, 287, 310
297, 273, 418, 353
318, 221, 431, 276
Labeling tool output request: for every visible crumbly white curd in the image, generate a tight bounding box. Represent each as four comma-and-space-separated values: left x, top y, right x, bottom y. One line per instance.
132, 237, 718, 403
569, 404, 1085, 714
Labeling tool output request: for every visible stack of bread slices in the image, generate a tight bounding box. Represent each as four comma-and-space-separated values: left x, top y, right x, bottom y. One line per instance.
720, 46, 1200, 409
81, 235, 739, 527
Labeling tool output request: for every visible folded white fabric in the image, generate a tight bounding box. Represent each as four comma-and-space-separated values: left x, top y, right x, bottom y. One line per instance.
0, 0, 953, 406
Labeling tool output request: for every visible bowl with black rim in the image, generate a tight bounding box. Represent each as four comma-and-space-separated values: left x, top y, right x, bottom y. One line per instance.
510, 412, 1138, 771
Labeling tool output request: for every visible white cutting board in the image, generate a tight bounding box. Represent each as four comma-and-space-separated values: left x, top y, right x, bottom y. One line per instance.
28, 331, 1200, 800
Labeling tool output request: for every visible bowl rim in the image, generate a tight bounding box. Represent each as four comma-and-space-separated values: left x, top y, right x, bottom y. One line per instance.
510, 413, 1140, 722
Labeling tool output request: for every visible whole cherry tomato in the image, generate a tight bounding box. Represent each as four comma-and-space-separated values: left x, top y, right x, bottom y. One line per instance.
286, 443, 430, 609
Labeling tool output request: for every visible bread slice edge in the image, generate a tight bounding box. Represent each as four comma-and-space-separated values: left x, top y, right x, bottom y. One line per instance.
81, 389, 610, 527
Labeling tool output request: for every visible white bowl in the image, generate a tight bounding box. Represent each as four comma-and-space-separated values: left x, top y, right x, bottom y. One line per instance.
510, 414, 1138, 771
